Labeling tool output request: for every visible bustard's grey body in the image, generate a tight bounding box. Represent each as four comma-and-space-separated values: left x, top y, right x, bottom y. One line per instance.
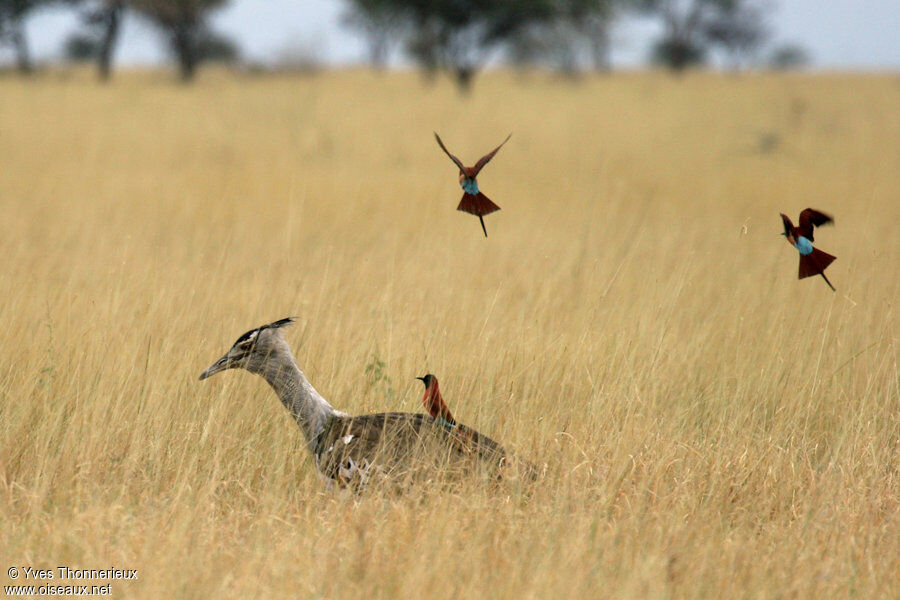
200, 318, 509, 489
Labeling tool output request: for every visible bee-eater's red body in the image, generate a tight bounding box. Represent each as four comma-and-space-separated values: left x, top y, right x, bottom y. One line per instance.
416, 374, 456, 426
434, 132, 510, 237
780, 208, 836, 291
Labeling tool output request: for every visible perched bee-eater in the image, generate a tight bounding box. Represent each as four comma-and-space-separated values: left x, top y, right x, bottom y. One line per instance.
416, 374, 457, 428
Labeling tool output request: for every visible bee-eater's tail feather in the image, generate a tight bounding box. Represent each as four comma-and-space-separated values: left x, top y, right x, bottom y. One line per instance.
457, 192, 500, 217
798, 248, 836, 279
479, 215, 487, 237
820, 272, 836, 291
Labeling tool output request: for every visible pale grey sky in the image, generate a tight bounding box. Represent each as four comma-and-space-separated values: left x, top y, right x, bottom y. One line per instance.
6, 0, 900, 70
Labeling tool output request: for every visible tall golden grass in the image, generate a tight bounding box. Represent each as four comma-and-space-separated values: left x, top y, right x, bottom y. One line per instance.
1, 69, 898, 599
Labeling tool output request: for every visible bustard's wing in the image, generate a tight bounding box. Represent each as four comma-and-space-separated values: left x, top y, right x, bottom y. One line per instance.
314, 412, 507, 488
797, 208, 833, 241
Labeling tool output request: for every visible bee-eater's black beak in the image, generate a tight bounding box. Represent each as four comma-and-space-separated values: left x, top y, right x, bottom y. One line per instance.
416, 376, 426, 383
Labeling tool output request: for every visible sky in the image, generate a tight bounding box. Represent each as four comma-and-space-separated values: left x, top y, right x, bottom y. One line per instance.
5, 0, 900, 70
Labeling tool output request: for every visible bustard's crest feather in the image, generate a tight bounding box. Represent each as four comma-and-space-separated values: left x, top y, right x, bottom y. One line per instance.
233, 317, 296, 346
264, 317, 296, 330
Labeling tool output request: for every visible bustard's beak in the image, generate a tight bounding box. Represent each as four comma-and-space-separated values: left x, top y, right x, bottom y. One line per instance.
199, 354, 230, 380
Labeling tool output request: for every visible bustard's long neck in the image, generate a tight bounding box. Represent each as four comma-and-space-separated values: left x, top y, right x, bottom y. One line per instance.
257, 349, 340, 451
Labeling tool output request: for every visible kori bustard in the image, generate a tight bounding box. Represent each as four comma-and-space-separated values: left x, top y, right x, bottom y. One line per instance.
199, 318, 517, 489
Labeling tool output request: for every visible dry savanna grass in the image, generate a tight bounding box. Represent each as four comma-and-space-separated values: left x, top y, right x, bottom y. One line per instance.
1, 68, 898, 599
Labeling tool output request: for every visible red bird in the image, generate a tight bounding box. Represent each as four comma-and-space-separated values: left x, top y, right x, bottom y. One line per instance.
780, 208, 837, 291
416, 374, 457, 427
416, 373, 537, 478
434, 132, 511, 237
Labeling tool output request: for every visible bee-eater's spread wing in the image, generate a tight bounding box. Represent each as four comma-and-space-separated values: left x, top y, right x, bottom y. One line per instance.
780, 213, 795, 238
797, 208, 833, 241
471, 133, 512, 176
434, 132, 467, 173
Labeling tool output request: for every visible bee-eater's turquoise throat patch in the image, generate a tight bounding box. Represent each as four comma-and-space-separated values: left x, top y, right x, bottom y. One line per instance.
461, 178, 479, 195
795, 236, 813, 255
434, 417, 457, 428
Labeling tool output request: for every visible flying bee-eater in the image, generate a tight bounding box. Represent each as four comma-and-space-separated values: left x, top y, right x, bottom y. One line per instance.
780, 208, 837, 291
434, 132, 511, 237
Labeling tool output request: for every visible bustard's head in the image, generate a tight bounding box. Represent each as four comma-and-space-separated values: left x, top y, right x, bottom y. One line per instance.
199, 317, 296, 380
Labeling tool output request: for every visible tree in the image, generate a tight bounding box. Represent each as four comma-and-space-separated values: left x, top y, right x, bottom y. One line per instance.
637, 0, 775, 71
767, 43, 809, 70
561, 0, 617, 72
703, 0, 770, 70
63, 31, 100, 61
507, 0, 617, 75
397, 0, 554, 92
0, 0, 45, 73
194, 28, 238, 63
129, 0, 229, 81
66, 1, 124, 80
86, 0, 124, 80
342, 0, 403, 70
636, 0, 716, 71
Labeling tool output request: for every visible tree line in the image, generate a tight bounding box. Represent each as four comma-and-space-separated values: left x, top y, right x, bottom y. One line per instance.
0, 0, 808, 86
